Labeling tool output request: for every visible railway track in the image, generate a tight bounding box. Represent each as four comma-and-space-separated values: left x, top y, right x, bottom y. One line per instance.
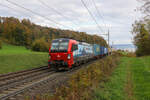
0, 66, 48, 80
0, 66, 55, 100
0, 59, 100, 100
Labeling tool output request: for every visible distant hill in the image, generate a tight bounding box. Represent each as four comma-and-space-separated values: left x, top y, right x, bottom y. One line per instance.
112, 44, 136, 51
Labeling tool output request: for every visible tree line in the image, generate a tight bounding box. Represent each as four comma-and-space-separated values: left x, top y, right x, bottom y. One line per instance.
132, 0, 150, 56
0, 17, 107, 52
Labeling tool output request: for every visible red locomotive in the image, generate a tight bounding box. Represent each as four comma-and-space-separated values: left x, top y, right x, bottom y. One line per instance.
48, 38, 109, 70
48, 38, 78, 70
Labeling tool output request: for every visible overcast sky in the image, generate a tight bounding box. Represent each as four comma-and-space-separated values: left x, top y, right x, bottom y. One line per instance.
0, 0, 142, 45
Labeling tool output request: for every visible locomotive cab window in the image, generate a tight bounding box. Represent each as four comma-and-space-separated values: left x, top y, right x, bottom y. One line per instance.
51, 40, 69, 52
51, 42, 59, 50
59, 42, 68, 50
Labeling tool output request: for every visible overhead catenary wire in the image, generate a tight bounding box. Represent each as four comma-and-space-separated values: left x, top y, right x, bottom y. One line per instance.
92, 0, 109, 36
2, 0, 77, 39
5, 0, 74, 30
2, 0, 109, 39
37, 0, 79, 29
0, 3, 59, 29
80, 0, 105, 34
89, 0, 131, 47
90, 0, 111, 46
0, 3, 34, 19
91, 0, 108, 30
91, 0, 130, 25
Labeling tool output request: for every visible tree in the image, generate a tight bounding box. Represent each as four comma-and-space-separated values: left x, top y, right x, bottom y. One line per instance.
132, 20, 150, 56
31, 38, 49, 52
0, 16, 108, 51
139, 0, 150, 16
132, 0, 150, 56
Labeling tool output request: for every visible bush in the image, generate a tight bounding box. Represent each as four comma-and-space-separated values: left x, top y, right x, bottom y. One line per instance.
0, 40, 2, 49
31, 38, 49, 52
49, 55, 119, 100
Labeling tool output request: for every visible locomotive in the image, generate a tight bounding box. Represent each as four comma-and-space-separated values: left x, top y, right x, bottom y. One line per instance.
48, 38, 108, 70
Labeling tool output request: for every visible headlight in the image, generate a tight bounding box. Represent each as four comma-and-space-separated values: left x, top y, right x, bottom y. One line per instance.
68, 54, 71, 59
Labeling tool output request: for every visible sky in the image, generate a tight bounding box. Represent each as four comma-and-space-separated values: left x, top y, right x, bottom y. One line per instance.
0, 0, 142, 45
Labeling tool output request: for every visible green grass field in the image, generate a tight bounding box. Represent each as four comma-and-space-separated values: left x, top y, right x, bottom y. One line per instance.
94, 57, 128, 100
0, 43, 48, 74
131, 56, 150, 100
94, 56, 150, 100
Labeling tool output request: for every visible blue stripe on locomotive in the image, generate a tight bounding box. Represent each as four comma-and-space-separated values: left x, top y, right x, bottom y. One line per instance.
93, 44, 101, 56
73, 43, 93, 57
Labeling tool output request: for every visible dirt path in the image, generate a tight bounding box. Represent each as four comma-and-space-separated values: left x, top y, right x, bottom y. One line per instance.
124, 60, 135, 100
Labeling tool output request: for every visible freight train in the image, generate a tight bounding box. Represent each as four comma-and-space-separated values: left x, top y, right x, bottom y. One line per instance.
48, 38, 109, 70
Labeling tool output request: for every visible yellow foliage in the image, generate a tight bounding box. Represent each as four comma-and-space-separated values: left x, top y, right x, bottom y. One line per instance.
31, 38, 49, 52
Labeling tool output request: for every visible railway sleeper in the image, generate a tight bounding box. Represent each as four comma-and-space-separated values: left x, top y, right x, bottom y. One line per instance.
0, 70, 49, 87
0, 67, 48, 81
0, 72, 52, 93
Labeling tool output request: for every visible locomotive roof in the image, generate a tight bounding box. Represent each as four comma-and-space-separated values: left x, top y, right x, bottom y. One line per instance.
52, 38, 70, 42
79, 42, 92, 46
53, 38, 70, 41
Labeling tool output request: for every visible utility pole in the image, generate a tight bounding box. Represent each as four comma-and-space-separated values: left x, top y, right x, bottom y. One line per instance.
111, 41, 114, 55
112, 41, 114, 49
99, 29, 109, 46
108, 29, 110, 55
108, 29, 110, 47
99, 30, 110, 46
99, 29, 110, 53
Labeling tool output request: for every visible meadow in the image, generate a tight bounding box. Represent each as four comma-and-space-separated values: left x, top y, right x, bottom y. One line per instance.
0, 43, 48, 74
94, 56, 150, 100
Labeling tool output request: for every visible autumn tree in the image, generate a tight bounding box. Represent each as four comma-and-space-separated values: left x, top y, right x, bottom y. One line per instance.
132, 0, 150, 56
0, 16, 108, 52
132, 22, 150, 56
31, 38, 49, 52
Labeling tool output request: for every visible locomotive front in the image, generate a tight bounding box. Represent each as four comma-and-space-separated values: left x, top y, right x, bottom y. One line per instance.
48, 38, 77, 70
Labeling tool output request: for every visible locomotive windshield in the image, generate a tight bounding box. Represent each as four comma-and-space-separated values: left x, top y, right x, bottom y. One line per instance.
59, 42, 68, 50
51, 42, 59, 50
51, 40, 69, 52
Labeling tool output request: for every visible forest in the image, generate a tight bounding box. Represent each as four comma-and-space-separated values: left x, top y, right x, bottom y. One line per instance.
132, 0, 150, 56
0, 17, 107, 52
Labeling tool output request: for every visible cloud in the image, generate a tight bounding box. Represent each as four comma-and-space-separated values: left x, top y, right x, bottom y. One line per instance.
0, 0, 141, 44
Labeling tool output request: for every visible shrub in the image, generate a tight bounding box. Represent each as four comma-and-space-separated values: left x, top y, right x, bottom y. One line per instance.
31, 38, 49, 52
49, 55, 120, 100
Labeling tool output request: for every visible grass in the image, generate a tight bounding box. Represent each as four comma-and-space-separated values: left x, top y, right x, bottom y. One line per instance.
94, 57, 128, 100
0, 43, 48, 74
131, 57, 150, 100
0, 43, 45, 55
94, 56, 150, 100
